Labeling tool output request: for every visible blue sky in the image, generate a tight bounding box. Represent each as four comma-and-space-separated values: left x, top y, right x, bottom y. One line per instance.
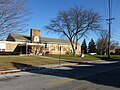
25, 0, 120, 45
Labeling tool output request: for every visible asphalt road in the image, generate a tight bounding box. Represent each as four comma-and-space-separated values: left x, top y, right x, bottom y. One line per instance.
0, 60, 120, 90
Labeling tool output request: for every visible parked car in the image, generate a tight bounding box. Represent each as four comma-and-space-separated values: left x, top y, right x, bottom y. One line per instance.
89, 53, 97, 55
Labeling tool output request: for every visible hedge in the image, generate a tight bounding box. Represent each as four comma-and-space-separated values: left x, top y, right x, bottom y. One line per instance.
0, 52, 19, 55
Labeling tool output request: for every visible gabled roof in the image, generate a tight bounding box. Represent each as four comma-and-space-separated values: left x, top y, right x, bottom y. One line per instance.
7, 33, 72, 45
7, 34, 30, 42
41, 37, 70, 44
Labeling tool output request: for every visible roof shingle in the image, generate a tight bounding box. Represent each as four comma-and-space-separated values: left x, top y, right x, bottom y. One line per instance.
8, 34, 72, 45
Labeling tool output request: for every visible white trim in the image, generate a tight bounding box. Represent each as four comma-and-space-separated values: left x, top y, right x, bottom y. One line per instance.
0, 41, 45, 46
0, 41, 26, 44
26, 43, 45, 46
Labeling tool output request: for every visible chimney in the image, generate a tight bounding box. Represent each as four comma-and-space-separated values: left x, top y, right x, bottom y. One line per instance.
30, 29, 41, 43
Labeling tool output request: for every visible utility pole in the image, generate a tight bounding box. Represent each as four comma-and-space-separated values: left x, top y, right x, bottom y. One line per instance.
106, 0, 114, 59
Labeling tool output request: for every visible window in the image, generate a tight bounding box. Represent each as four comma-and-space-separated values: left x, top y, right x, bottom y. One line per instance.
2, 49, 5, 52
0, 49, 5, 52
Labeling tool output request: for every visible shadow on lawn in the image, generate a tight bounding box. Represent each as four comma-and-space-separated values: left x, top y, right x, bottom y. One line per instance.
12, 62, 32, 68
12, 60, 120, 88
96, 56, 120, 61
11, 62, 41, 70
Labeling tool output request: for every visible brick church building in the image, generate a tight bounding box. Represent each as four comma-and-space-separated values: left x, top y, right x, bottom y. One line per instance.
0, 29, 81, 55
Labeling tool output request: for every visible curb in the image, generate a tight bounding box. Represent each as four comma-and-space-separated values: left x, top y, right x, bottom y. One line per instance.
0, 70, 21, 74
0, 67, 46, 75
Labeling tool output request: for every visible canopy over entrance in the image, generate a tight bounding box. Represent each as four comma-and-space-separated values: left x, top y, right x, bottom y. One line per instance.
18, 43, 45, 55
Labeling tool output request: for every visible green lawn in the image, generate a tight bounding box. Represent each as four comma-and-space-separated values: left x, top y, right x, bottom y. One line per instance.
0, 56, 64, 69
46, 54, 120, 62
96, 55, 120, 59
46, 54, 101, 62
0, 54, 120, 69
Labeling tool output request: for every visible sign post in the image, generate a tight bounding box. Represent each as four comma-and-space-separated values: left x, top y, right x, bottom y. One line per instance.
59, 46, 61, 66
26, 43, 28, 56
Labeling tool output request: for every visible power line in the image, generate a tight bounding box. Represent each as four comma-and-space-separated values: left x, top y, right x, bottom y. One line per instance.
110, 0, 113, 17
104, 0, 107, 18
113, 0, 119, 18
112, 26, 120, 34
111, 34, 120, 38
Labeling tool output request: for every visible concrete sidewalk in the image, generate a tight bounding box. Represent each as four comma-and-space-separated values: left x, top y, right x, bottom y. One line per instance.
0, 63, 78, 74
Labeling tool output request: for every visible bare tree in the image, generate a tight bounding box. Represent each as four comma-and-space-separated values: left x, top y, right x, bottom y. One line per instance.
45, 7, 101, 55
0, 0, 30, 39
96, 30, 119, 55
96, 30, 108, 55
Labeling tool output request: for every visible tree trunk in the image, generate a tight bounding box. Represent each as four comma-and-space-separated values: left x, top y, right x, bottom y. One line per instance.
72, 45, 75, 55
74, 37, 78, 56
72, 45, 76, 56
70, 41, 76, 55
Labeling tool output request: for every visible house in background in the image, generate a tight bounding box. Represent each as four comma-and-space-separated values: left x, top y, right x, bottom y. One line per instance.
0, 29, 81, 55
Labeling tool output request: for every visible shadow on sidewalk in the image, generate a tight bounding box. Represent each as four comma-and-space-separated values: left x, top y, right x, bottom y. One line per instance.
11, 60, 120, 88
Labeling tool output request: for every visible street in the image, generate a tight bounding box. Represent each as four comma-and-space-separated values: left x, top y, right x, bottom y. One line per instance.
0, 60, 120, 90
